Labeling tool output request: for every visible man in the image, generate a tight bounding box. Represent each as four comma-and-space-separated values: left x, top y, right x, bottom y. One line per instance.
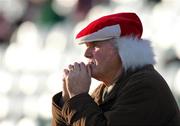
51, 12, 180, 126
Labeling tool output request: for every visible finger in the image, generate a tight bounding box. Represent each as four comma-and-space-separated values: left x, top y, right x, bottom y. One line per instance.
79, 62, 86, 72
74, 62, 80, 71
87, 65, 92, 77
68, 64, 74, 71
63, 69, 69, 77
80, 62, 91, 77
62, 77, 65, 82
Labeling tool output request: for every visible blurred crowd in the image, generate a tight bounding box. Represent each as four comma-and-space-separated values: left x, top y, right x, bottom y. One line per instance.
0, 0, 180, 126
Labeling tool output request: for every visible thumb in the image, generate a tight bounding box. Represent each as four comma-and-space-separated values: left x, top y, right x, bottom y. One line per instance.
63, 69, 69, 77
87, 65, 92, 77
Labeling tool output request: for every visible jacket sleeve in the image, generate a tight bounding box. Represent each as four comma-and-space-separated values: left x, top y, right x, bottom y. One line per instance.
58, 76, 162, 126
52, 92, 70, 126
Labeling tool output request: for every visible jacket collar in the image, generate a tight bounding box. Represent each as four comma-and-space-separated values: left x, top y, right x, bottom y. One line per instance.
91, 65, 154, 105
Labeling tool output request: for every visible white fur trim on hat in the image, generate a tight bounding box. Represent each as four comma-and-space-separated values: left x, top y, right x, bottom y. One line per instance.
76, 25, 121, 44
114, 37, 155, 71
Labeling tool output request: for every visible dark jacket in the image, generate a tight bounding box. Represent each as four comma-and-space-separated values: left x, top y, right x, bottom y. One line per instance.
51, 65, 180, 126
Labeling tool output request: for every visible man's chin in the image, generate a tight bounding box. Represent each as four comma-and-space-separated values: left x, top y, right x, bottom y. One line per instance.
90, 69, 99, 79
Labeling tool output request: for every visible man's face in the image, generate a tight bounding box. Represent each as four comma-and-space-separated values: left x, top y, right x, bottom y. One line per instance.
84, 39, 122, 80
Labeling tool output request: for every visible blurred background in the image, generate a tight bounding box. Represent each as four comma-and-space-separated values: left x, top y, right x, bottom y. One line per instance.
0, 0, 180, 125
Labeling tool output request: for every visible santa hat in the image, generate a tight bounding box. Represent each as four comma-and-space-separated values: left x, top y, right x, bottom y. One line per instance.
75, 12, 155, 71
75, 12, 143, 44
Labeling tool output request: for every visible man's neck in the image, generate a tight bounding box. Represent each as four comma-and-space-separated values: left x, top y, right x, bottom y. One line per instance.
102, 69, 122, 87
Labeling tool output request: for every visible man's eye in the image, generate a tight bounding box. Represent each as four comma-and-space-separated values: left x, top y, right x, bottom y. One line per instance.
90, 44, 96, 48
93, 43, 98, 47
92, 45, 96, 47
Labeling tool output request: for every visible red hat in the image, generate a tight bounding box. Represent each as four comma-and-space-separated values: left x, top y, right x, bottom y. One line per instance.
75, 12, 143, 44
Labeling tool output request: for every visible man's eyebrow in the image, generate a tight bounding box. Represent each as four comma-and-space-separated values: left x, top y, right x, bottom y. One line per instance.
86, 42, 96, 45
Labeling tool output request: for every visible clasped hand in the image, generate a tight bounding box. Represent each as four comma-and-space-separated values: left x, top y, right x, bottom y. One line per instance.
62, 62, 91, 101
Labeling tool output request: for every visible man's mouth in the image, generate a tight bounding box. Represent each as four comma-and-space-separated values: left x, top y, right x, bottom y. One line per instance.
88, 60, 96, 65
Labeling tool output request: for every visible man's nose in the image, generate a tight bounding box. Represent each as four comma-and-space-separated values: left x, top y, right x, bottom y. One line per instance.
84, 48, 92, 58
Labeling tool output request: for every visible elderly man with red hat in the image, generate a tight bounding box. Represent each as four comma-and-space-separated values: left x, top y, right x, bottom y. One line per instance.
51, 12, 180, 126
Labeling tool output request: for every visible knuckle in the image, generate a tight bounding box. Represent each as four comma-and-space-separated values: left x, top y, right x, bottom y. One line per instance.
68, 64, 72, 68
74, 62, 78, 66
